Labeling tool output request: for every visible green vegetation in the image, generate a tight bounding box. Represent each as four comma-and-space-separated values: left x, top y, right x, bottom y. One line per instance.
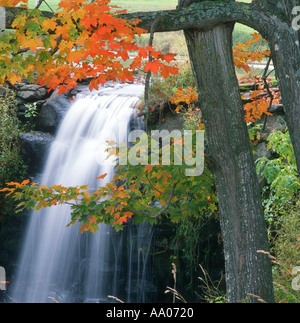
272, 201, 300, 303
257, 130, 300, 224
145, 56, 299, 303
0, 88, 28, 267
254, 129, 300, 303
27, 0, 178, 11
0, 89, 27, 186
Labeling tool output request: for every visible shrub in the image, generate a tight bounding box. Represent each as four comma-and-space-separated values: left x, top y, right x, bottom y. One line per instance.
0, 88, 27, 186
256, 129, 300, 227
0, 88, 28, 266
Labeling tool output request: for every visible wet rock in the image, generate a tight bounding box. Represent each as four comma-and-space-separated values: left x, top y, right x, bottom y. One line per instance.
35, 83, 98, 134
35, 91, 73, 134
19, 132, 54, 176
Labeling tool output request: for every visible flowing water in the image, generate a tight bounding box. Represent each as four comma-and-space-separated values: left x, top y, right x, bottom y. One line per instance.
10, 84, 154, 303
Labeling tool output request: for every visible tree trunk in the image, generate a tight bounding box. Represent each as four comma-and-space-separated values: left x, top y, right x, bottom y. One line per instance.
270, 32, 300, 175
183, 24, 274, 303
255, 0, 300, 173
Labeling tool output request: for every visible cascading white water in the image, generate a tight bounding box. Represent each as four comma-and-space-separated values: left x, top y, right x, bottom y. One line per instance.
10, 84, 153, 303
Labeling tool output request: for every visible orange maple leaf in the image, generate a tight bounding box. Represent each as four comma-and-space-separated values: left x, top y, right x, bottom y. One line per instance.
145, 165, 154, 173
144, 60, 162, 74
88, 216, 97, 224
96, 173, 108, 180
50, 199, 57, 206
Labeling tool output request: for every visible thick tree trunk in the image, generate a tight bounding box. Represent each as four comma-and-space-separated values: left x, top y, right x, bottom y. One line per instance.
183, 24, 274, 303
255, 0, 300, 173
270, 32, 300, 175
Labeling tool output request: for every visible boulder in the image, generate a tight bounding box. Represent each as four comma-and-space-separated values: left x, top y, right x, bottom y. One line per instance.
35, 83, 93, 134
158, 110, 184, 132
19, 132, 54, 176
35, 90, 73, 134
254, 141, 272, 161
268, 103, 284, 115
261, 115, 287, 140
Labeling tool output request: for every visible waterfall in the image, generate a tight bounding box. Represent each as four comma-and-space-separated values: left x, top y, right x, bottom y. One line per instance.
10, 84, 154, 303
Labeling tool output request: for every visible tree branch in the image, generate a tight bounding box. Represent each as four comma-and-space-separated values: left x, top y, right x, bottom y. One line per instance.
144, 13, 162, 131
0, 2, 281, 41
148, 181, 178, 219
262, 55, 273, 131
119, 2, 277, 40
1, 6, 53, 29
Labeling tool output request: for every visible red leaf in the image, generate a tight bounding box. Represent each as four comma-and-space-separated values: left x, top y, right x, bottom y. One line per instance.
163, 53, 177, 63
160, 65, 179, 79
144, 60, 162, 74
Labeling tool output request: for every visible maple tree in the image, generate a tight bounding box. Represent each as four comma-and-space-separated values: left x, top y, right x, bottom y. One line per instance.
1, 137, 217, 233
0, 0, 178, 94
168, 33, 279, 125
232, 32, 270, 73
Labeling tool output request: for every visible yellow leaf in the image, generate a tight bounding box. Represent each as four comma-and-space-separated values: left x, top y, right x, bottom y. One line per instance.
8, 74, 22, 85
41, 19, 57, 31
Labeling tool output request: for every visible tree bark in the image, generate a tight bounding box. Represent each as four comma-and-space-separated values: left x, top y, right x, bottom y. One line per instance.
254, 0, 300, 172
183, 24, 274, 303
270, 29, 300, 176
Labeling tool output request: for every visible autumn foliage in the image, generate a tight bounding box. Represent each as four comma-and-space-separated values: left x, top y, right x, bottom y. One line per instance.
0, 0, 178, 93
1, 140, 217, 232
169, 33, 279, 124
0, 5, 280, 233
232, 32, 270, 72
